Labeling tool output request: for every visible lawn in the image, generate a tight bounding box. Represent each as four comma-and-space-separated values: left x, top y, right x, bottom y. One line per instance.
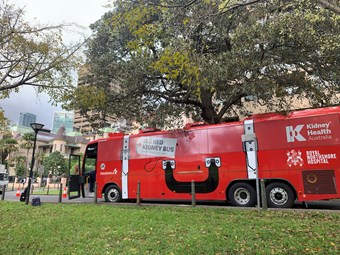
32, 188, 60, 195
0, 201, 339, 254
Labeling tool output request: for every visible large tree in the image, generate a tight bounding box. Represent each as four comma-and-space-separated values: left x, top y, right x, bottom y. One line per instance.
67, 0, 340, 126
0, 0, 83, 101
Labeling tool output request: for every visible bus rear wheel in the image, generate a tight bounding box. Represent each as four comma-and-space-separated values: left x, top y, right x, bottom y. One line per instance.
266, 182, 295, 208
104, 185, 122, 203
228, 182, 256, 207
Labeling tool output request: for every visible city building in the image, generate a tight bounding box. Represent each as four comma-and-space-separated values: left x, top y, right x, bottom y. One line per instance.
52, 111, 74, 134
7, 125, 89, 176
19, 112, 36, 127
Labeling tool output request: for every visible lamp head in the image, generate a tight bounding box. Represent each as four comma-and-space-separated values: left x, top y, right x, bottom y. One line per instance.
30, 123, 44, 132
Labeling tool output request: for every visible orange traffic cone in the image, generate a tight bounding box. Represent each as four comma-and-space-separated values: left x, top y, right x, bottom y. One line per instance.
62, 186, 67, 198
16, 187, 21, 197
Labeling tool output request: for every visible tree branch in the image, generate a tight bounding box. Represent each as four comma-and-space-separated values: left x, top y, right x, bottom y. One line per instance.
219, 0, 266, 15
315, 0, 340, 14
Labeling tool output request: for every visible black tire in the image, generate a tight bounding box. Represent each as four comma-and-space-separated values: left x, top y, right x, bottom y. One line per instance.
228, 182, 257, 207
266, 182, 295, 208
104, 185, 122, 203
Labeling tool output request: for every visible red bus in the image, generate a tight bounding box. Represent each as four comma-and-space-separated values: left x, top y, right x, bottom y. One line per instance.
68, 106, 340, 208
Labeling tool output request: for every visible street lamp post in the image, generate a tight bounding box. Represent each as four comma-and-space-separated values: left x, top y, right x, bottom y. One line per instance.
25, 123, 44, 205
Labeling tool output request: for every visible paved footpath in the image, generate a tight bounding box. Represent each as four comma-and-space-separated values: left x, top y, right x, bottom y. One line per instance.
2, 189, 340, 211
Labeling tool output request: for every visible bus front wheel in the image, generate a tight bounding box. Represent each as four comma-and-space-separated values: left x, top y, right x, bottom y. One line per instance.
104, 185, 122, 203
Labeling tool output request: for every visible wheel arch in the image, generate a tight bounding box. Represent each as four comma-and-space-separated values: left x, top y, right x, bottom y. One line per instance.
101, 182, 120, 194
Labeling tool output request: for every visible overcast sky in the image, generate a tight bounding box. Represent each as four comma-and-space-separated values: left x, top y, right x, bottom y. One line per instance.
0, 0, 109, 129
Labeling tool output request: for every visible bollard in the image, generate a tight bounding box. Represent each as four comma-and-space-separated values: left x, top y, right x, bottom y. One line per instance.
47, 185, 50, 195
94, 182, 98, 204
136, 181, 141, 206
260, 179, 267, 210
1, 185, 6, 200
191, 180, 196, 207
58, 183, 63, 203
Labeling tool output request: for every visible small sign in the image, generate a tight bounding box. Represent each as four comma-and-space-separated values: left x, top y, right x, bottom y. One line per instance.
136, 137, 177, 158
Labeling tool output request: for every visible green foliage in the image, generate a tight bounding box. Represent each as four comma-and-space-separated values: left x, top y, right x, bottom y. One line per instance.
15, 163, 25, 177
315, 0, 340, 14
69, 154, 82, 174
0, 1, 83, 103
68, 0, 340, 126
0, 108, 7, 128
0, 133, 18, 164
0, 202, 339, 254
42, 151, 67, 175
63, 84, 111, 129
11, 155, 27, 177
0, 108, 9, 136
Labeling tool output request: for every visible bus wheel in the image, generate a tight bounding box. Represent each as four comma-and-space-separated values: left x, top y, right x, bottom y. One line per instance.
104, 185, 122, 203
228, 182, 256, 207
266, 182, 295, 208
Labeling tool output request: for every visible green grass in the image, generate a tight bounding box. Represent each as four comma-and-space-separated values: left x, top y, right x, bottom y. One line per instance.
32, 189, 60, 195
0, 201, 339, 255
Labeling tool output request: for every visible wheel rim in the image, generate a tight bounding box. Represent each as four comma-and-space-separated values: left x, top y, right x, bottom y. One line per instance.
107, 188, 119, 202
234, 187, 250, 205
269, 187, 288, 206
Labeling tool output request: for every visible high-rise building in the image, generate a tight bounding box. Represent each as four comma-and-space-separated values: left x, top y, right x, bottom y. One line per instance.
19, 112, 37, 127
52, 111, 74, 134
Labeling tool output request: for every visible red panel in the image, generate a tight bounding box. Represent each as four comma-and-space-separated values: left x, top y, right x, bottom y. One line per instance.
288, 114, 340, 147
207, 123, 244, 153
175, 130, 205, 157
254, 119, 292, 150
96, 138, 124, 192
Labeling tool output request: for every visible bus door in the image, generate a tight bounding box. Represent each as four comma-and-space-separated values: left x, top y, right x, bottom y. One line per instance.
82, 143, 97, 197
68, 154, 82, 199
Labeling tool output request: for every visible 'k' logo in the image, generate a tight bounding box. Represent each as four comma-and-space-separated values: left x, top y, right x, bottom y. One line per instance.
286, 125, 306, 142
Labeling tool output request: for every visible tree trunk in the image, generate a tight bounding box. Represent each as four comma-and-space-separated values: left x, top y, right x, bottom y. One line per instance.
199, 88, 245, 124
200, 89, 219, 124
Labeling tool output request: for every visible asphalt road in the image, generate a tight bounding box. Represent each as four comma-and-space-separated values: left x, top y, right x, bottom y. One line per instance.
2, 189, 340, 211
2, 190, 102, 204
